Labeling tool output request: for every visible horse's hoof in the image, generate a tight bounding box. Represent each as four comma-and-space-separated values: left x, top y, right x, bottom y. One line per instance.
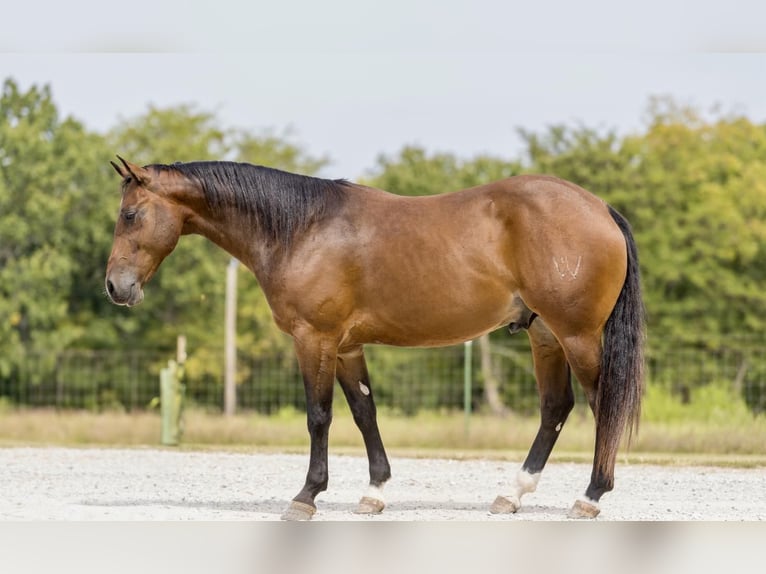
489, 495, 521, 514
280, 500, 316, 521
568, 499, 600, 519
355, 496, 385, 514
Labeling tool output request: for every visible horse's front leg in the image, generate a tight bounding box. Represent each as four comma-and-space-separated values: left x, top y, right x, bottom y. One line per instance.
281, 335, 338, 521
337, 346, 391, 514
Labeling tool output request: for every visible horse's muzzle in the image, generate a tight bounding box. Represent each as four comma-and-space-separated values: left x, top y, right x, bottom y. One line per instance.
105, 275, 144, 307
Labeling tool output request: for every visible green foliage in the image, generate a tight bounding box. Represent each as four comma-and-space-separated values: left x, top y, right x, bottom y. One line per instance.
0, 79, 115, 371
109, 104, 229, 164
642, 381, 754, 424
363, 346, 467, 415
3, 76, 766, 418
0, 79, 329, 402
367, 145, 520, 196
235, 127, 330, 175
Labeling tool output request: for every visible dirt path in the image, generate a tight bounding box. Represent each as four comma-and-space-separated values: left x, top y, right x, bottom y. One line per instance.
0, 447, 764, 520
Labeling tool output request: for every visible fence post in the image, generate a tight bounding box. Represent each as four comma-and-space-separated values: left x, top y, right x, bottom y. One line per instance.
224, 258, 239, 416
160, 336, 186, 446
464, 339, 473, 437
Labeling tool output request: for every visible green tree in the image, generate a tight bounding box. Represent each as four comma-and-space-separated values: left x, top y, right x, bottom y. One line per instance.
624, 100, 766, 349
368, 145, 519, 196
235, 127, 329, 175
0, 79, 114, 374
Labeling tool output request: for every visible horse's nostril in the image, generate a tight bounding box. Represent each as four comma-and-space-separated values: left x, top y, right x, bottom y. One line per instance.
106, 279, 115, 296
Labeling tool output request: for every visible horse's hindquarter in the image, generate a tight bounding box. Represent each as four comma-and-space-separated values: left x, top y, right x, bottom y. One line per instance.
493, 176, 629, 337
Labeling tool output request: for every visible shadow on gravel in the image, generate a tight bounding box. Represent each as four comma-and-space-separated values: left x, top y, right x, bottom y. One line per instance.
78, 498, 291, 515
77, 498, 571, 519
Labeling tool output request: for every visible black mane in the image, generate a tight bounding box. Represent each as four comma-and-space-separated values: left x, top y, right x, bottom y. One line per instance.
153, 161, 350, 245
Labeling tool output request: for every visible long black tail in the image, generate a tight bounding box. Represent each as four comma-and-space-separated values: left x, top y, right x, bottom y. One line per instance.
594, 206, 646, 480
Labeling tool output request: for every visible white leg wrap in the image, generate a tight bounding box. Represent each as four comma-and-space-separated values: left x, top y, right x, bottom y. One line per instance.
356, 482, 387, 514
490, 468, 541, 514
365, 483, 386, 505
577, 495, 600, 509
510, 469, 540, 499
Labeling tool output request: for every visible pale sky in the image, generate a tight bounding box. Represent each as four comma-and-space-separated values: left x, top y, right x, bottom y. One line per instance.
2, 0, 765, 179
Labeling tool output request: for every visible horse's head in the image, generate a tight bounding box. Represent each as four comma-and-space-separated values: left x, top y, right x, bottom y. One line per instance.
104, 156, 185, 307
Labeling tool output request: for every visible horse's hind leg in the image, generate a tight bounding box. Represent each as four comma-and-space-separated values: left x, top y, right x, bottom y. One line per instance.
561, 333, 609, 519
336, 346, 391, 514
491, 319, 574, 514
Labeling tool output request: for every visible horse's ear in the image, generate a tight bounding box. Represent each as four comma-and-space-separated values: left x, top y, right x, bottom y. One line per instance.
110, 159, 126, 178
117, 155, 152, 186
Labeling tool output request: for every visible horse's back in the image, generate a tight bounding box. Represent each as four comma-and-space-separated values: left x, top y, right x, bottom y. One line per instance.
350, 174, 626, 289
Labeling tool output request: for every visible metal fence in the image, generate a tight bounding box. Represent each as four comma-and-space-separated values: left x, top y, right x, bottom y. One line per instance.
1, 339, 765, 415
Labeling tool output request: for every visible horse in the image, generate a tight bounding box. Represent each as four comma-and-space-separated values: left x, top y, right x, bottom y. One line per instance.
104, 156, 645, 520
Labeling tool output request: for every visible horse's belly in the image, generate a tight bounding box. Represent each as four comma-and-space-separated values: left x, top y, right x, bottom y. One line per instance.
361, 294, 517, 348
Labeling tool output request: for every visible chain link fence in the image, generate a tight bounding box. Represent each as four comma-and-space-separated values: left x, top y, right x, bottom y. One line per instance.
1, 339, 765, 416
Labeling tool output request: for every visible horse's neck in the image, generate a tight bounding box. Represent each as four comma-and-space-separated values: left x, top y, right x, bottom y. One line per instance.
181, 195, 277, 284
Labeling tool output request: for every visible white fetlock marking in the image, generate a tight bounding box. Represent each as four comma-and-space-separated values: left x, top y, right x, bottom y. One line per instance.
500, 495, 521, 510
555, 422, 563, 432
581, 495, 599, 508
365, 483, 386, 505
501, 469, 540, 502
514, 469, 540, 496
359, 381, 370, 396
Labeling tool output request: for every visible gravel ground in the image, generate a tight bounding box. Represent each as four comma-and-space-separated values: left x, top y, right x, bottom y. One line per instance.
0, 447, 764, 521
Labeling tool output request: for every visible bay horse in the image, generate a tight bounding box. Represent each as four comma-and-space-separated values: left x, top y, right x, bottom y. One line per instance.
105, 157, 645, 520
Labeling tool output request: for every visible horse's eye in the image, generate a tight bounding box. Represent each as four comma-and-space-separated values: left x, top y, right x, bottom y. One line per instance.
123, 210, 137, 222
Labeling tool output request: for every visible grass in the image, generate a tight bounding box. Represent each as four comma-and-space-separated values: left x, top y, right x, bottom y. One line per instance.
1, 404, 765, 468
